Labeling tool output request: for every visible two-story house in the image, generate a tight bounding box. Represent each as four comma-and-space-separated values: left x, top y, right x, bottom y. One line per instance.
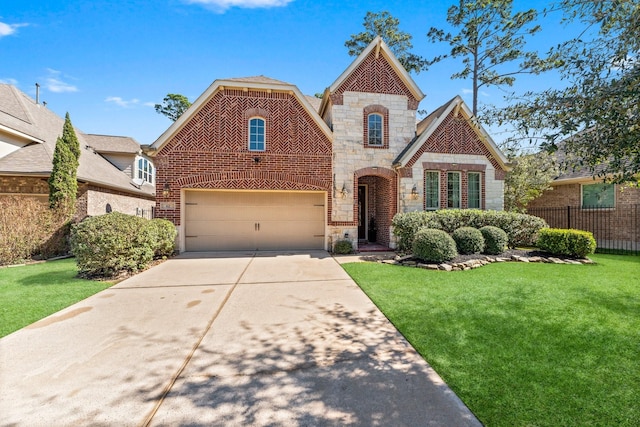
149, 37, 509, 252
0, 84, 155, 218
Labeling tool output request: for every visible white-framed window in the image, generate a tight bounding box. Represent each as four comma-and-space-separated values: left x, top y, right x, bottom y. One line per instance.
447, 172, 461, 208
367, 113, 383, 146
136, 157, 154, 184
468, 172, 481, 209
582, 183, 615, 208
424, 171, 440, 210
249, 117, 265, 151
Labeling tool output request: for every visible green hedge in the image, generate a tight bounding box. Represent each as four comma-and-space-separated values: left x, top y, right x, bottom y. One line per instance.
333, 239, 354, 254
413, 228, 458, 263
480, 226, 509, 255
70, 212, 175, 278
452, 227, 485, 255
392, 209, 548, 251
536, 228, 596, 258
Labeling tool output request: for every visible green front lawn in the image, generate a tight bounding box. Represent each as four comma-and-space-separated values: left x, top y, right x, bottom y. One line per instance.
0, 258, 113, 338
343, 254, 640, 427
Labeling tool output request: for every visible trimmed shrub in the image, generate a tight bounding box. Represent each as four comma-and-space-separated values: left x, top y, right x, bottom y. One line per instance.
147, 218, 177, 258
412, 228, 458, 263
452, 227, 485, 255
392, 209, 547, 251
71, 212, 154, 278
537, 228, 596, 258
333, 239, 353, 254
480, 226, 509, 255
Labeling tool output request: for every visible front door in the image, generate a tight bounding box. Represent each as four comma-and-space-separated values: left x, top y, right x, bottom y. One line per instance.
357, 185, 367, 241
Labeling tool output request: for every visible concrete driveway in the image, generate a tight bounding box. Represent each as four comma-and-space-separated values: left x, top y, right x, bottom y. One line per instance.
0, 251, 480, 427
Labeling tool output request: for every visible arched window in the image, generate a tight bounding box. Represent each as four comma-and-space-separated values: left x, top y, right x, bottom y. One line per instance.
248, 117, 265, 151
367, 113, 383, 146
136, 156, 154, 184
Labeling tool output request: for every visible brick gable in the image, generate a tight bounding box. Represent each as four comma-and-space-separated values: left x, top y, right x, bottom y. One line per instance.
155, 88, 333, 225
330, 49, 420, 110
405, 110, 506, 179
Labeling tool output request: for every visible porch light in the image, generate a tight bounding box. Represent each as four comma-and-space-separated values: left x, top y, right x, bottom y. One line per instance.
340, 183, 349, 199
162, 183, 171, 197
410, 185, 420, 200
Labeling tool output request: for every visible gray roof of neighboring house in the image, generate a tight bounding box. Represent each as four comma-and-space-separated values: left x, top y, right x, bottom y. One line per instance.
84, 134, 141, 154
0, 84, 154, 197
550, 140, 610, 182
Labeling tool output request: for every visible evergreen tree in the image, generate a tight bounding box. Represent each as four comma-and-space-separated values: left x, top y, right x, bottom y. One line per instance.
48, 113, 80, 216
154, 93, 191, 122
426, 0, 554, 115
345, 11, 426, 74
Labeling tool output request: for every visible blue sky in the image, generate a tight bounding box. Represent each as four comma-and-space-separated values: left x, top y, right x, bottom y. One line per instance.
1, 0, 567, 145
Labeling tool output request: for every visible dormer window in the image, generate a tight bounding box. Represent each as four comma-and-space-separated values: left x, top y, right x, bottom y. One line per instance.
136, 157, 154, 184
249, 117, 265, 151
367, 114, 383, 146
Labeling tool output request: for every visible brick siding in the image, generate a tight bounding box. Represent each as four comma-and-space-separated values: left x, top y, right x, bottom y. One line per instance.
155, 88, 333, 226
406, 111, 505, 177
330, 49, 420, 110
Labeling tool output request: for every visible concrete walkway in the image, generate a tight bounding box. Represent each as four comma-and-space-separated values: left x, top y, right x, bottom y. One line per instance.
0, 251, 481, 426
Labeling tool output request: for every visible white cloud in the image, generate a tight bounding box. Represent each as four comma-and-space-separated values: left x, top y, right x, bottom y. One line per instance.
143, 102, 156, 107
105, 97, 141, 108
44, 69, 78, 93
0, 77, 18, 85
184, 0, 294, 13
0, 22, 28, 37
460, 88, 490, 97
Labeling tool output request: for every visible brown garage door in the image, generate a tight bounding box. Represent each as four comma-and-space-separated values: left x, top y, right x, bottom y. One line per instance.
184, 191, 325, 251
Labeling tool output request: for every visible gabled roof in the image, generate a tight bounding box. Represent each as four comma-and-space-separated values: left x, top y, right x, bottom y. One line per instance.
150, 76, 333, 152
0, 84, 154, 197
319, 36, 425, 117
0, 84, 45, 143
393, 96, 510, 170
84, 134, 141, 154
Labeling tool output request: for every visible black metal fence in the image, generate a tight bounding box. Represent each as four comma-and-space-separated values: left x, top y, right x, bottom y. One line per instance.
135, 207, 155, 220
527, 204, 640, 254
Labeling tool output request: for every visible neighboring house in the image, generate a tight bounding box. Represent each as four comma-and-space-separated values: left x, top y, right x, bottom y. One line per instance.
148, 37, 509, 252
0, 84, 155, 218
527, 143, 640, 251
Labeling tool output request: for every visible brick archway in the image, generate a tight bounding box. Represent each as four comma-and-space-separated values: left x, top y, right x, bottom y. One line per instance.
354, 167, 397, 247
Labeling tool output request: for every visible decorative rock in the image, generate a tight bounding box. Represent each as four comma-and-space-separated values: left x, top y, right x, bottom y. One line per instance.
395, 255, 414, 262
549, 257, 565, 264
439, 264, 453, 271
495, 257, 509, 262
403, 261, 417, 266
581, 258, 594, 264
566, 260, 582, 265
511, 255, 521, 261
452, 267, 462, 271
519, 257, 530, 263
382, 260, 398, 265
463, 266, 471, 271
528, 257, 542, 262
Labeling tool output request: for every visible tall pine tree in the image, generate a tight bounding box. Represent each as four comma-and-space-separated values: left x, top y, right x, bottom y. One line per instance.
48, 113, 80, 217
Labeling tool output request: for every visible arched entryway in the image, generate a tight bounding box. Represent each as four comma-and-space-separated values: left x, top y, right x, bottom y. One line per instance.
355, 167, 397, 249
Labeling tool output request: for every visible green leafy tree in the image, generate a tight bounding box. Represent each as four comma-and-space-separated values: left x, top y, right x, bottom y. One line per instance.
48, 113, 80, 217
493, 0, 640, 183
426, 0, 554, 115
154, 93, 191, 122
345, 11, 426, 73
504, 151, 558, 212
